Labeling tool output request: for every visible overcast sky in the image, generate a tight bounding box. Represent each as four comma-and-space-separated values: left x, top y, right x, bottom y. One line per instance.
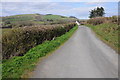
0, 1, 118, 19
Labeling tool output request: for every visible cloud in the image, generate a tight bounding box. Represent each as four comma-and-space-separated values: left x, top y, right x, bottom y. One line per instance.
85, 2, 105, 5
1, 0, 119, 2
1, 0, 52, 2
1, 2, 118, 19
1, 2, 93, 18
61, 0, 119, 2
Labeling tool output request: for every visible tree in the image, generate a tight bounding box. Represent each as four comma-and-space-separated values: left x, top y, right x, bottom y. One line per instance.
89, 7, 105, 18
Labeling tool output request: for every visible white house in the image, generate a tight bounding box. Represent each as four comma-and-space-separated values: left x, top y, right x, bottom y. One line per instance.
76, 21, 80, 26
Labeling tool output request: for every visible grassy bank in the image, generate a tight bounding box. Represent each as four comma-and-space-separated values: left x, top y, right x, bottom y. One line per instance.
86, 23, 119, 53
2, 25, 78, 79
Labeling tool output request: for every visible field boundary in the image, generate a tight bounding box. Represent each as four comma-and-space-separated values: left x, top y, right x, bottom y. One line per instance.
2, 25, 78, 79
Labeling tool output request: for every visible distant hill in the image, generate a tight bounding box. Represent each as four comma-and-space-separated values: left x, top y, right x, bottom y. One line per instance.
69, 16, 77, 19
1, 14, 77, 28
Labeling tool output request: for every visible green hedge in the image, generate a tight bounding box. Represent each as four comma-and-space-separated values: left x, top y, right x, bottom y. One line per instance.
2, 25, 78, 79
87, 16, 118, 25
2, 23, 76, 59
87, 17, 106, 25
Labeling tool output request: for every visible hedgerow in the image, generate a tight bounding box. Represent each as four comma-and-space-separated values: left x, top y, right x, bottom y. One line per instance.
2, 25, 78, 79
87, 16, 118, 25
2, 23, 76, 59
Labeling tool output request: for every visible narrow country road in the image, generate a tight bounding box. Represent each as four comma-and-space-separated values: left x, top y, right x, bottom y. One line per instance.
31, 26, 118, 78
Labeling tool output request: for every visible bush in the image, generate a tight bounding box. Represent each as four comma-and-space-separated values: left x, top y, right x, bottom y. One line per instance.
11, 21, 35, 28
87, 17, 106, 25
2, 23, 76, 59
87, 16, 118, 25
109, 16, 118, 24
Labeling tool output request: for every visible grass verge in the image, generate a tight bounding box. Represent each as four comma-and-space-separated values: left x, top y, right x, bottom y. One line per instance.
2, 25, 78, 79
86, 23, 119, 53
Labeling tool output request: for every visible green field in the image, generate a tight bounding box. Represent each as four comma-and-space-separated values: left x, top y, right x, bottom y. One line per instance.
43, 15, 66, 20
2, 14, 67, 23
2, 14, 36, 23
1, 14, 77, 29
86, 23, 119, 53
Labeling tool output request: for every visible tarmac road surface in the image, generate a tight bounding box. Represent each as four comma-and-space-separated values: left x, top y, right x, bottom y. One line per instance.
31, 26, 118, 78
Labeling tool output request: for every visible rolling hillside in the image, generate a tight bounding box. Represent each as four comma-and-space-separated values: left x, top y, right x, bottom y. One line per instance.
1, 14, 77, 28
